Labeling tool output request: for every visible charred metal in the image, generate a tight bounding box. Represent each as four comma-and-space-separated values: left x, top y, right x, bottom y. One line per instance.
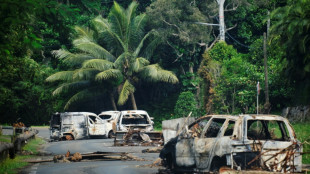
114, 110, 163, 146
50, 112, 107, 141
160, 114, 303, 173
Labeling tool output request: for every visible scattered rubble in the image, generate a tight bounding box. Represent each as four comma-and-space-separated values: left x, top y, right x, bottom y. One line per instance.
142, 146, 163, 153
114, 110, 163, 146
28, 151, 146, 163
137, 158, 163, 168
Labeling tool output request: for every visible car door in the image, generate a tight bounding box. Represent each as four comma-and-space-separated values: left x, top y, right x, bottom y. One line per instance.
174, 117, 210, 167
88, 115, 106, 136
247, 119, 302, 172
192, 118, 227, 169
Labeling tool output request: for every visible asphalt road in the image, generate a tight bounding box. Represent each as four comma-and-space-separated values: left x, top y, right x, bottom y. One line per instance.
21, 127, 162, 174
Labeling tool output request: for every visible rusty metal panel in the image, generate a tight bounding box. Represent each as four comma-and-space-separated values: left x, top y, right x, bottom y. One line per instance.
160, 114, 303, 173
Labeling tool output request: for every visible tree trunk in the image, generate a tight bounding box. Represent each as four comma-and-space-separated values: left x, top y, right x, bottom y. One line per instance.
218, 0, 225, 41
110, 92, 117, 111
130, 93, 137, 110
263, 32, 270, 114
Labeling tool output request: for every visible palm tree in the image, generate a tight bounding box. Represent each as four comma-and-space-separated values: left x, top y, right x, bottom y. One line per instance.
47, 2, 178, 110
83, 1, 178, 109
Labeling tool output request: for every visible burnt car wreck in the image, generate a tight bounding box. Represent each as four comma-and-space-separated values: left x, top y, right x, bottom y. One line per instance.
160, 114, 302, 173
50, 112, 106, 141
114, 110, 162, 146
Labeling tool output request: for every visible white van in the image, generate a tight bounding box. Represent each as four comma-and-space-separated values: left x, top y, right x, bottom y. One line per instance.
98, 111, 120, 138
50, 112, 107, 140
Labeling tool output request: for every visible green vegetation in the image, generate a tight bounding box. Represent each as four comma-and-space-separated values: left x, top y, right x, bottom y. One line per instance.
22, 137, 46, 155
46, 2, 178, 110
0, 156, 29, 174
174, 91, 198, 118
0, 135, 11, 143
0, 0, 309, 127
292, 122, 310, 164
0, 137, 45, 173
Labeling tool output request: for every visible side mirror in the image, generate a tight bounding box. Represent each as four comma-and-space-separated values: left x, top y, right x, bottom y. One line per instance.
151, 121, 154, 125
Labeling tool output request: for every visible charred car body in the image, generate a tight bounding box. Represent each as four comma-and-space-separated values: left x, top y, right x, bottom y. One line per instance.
114, 110, 162, 145
160, 114, 302, 173
98, 111, 120, 138
50, 112, 106, 141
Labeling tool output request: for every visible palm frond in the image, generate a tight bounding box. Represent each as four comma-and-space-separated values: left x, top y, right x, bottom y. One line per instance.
46, 71, 74, 82
64, 87, 104, 110
82, 59, 114, 71
140, 34, 162, 59
52, 81, 90, 96
133, 30, 153, 58
132, 57, 150, 72
128, 14, 147, 49
113, 52, 127, 69
73, 68, 99, 81
74, 26, 94, 41
109, 1, 127, 40
93, 16, 124, 52
73, 39, 116, 61
118, 80, 135, 105
52, 49, 94, 66
125, 2, 139, 46
139, 64, 179, 84
95, 69, 123, 81
92, 16, 111, 33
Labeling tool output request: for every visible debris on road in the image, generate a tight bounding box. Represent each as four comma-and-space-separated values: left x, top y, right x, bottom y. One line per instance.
142, 146, 163, 153
137, 158, 163, 168
28, 151, 146, 163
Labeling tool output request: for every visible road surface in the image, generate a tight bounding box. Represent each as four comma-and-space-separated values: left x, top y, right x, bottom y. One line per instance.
20, 127, 162, 174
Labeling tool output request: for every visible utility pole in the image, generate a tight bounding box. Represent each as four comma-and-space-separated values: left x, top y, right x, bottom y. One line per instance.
263, 32, 270, 113
217, 0, 226, 41
196, 0, 226, 41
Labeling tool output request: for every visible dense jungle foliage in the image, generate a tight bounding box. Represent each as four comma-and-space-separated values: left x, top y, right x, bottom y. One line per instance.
0, 0, 309, 125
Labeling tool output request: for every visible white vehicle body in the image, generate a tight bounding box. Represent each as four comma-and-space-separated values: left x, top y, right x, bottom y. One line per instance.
117, 110, 154, 132
50, 112, 107, 140
114, 110, 163, 146
98, 111, 120, 138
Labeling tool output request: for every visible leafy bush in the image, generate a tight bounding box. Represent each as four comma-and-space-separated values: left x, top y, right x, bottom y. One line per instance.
174, 91, 198, 118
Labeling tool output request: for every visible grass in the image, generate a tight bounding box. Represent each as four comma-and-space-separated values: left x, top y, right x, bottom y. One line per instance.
0, 135, 11, 143
0, 136, 46, 174
22, 137, 46, 155
0, 156, 30, 174
291, 122, 310, 164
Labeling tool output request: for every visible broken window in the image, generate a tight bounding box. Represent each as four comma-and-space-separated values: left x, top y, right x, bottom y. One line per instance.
189, 117, 210, 137
205, 118, 226, 138
247, 120, 290, 141
99, 115, 112, 120
51, 113, 60, 127
224, 120, 235, 136
88, 116, 97, 123
121, 114, 149, 124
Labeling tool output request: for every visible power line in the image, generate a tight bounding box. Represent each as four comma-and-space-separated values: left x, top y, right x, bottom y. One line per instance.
225, 31, 251, 49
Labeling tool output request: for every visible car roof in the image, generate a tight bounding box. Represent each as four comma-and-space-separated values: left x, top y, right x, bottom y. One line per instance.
201, 114, 288, 121
120, 110, 148, 114
99, 111, 120, 115
61, 112, 97, 117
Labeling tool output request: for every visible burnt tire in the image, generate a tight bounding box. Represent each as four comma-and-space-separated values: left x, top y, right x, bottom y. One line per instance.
166, 154, 177, 170
210, 156, 226, 173
108, 130, 115, 138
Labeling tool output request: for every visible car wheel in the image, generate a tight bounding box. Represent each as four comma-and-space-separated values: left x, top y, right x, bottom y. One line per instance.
108, 130, 115, 138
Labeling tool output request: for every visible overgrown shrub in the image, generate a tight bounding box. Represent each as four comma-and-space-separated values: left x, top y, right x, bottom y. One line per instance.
174, 91, 198, 118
